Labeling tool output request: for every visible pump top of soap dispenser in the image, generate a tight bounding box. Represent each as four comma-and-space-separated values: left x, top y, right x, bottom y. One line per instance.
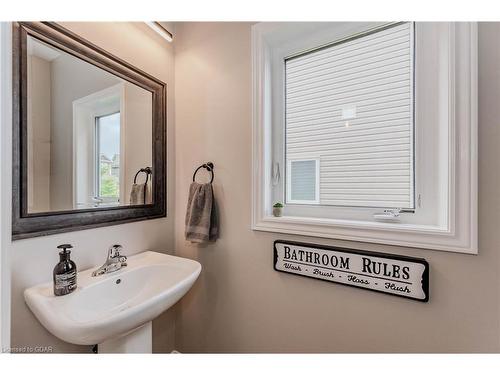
57, 244, 73, 260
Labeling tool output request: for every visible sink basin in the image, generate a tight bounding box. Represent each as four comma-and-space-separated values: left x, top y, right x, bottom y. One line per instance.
24, 251, 201, 351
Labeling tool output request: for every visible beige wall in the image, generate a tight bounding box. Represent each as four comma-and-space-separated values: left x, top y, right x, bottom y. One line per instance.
27, 55, 51, 213
123, 83, 153, 204
8, 22, 176, 353
173, 22, 500, 353
50, 52, 121, 211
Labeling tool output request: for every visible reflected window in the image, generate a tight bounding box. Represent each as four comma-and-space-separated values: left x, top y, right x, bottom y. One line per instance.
95, 112, 120, 203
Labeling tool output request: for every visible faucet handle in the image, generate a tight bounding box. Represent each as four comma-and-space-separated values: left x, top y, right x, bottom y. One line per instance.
108, 244, 123, 258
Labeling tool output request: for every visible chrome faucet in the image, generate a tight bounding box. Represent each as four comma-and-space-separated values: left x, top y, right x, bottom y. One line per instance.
92, 244, 127, 277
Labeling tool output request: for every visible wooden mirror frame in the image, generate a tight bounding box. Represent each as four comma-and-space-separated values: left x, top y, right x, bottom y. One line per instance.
12, 22, 167, 240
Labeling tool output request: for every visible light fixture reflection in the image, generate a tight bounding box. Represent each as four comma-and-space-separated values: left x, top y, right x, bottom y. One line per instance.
146, 22, 173, 42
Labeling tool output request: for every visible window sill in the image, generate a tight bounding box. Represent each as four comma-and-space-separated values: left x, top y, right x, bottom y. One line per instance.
252, 214, 477, 254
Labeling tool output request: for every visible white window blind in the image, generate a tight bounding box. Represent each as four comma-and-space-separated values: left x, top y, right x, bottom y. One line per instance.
285, 22, 414, 209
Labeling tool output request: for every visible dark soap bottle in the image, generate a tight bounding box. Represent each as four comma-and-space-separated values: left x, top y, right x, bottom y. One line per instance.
53, 244, 77, 296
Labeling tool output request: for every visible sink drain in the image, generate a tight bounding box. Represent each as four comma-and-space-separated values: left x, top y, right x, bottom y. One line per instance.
116, 279, 121, 284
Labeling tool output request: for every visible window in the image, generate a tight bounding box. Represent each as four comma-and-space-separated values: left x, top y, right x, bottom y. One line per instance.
95, 112, 121, 203
252, 22, 477, 253
73, 84, 124, 209
284, 23, 414, 209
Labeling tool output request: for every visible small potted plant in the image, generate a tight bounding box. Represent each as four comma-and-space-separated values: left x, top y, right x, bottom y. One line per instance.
273, 202, 284, 217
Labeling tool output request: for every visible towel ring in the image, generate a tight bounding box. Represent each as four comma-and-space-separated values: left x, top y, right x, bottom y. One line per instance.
134, 167, 152, 185
193, 162, 214, 183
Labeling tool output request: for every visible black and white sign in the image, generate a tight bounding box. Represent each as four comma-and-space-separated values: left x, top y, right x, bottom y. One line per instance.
274, 240, 429, 302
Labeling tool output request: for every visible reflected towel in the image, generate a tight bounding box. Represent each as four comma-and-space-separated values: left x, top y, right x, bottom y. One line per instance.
130, 183, 151, 205
185, 182, 219, 243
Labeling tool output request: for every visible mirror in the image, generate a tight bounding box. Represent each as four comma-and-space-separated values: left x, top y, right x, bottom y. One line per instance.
27, 36, 153, 212
13, 22, 166, 239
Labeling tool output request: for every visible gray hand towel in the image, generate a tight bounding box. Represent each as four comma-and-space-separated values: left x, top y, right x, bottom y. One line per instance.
130, 183, 151, 205
185, 182, 219, 243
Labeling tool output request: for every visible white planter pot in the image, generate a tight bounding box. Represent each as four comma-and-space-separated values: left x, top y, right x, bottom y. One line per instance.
273, 207, 283, 217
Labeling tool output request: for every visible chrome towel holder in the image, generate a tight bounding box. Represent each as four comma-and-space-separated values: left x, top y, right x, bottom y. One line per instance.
192, 162, 214, 184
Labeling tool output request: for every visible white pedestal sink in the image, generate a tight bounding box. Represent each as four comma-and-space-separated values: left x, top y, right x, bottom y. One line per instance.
24, 251, 201, 353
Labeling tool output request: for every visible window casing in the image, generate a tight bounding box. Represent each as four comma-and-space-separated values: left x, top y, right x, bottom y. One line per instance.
252, 22, 477, 254
94, 112, 121, 204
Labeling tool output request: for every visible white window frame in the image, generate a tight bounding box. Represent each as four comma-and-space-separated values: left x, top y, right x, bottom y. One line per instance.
94, 111, 121, 204
286, 157, 320, 205
251, 22, 478, 254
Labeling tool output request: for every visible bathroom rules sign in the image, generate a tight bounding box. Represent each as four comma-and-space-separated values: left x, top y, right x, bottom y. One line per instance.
274, 240, 429, 302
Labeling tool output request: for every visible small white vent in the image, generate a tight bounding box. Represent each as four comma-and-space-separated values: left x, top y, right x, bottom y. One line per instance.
287, 159, 319, 204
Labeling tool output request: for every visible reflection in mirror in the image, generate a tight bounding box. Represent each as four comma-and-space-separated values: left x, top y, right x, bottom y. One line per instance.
26, 35, 153, 213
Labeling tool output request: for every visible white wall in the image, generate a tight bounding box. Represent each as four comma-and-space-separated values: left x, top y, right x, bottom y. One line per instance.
0, 22, 12, 352
173, 22, 500, 353
3, 22, 176, 353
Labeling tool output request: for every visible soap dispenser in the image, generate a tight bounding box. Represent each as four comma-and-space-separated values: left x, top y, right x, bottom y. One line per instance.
53, 244, 77, 296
